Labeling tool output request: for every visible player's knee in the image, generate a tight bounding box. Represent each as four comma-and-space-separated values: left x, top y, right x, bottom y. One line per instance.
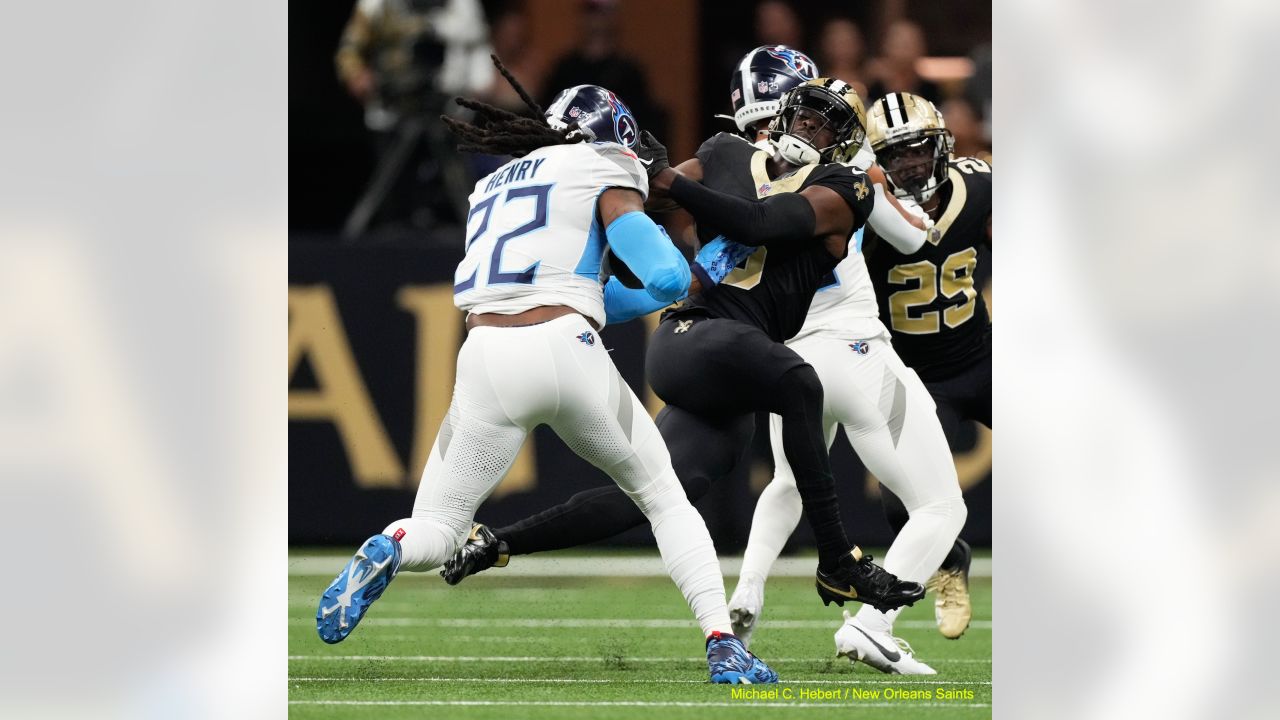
776, 364, 823, 408
910, 494, 967, 533
765, 476, 800, 500
950, 495, 968, 530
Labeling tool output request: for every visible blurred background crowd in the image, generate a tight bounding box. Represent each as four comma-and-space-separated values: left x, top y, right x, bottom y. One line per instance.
291, 0, 991, 244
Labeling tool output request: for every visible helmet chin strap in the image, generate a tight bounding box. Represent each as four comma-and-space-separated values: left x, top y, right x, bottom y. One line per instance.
753, 136, 778, 153
776, 133, 821, 165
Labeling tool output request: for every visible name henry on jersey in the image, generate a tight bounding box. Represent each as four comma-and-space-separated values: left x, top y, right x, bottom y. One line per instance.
483, 157, 549, 193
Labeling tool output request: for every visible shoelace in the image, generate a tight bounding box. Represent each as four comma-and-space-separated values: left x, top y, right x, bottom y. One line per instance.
852, 554, 901, 592
933, 571, 966, 608
893, 635, 917, 657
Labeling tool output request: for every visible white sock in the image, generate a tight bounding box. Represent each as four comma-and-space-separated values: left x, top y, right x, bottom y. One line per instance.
854, 495, 966, 634
639, 483, 733, 637
739, 477, 803, 581
854, 605, 902, 634
380, 517, 460, 572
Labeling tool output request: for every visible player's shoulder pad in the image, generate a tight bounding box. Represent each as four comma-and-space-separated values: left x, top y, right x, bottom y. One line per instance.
586, 141, 648, 197
695, 131, 751, 165
949, 155, 992, 206
804, 162, 874, 217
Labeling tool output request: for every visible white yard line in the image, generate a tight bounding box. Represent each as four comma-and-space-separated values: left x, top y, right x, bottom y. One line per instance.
288, 700, 992, 708
287, 617, 991, 630
289, 555, 992, 578
289, 676, 992, 685
289, 655, 991, 664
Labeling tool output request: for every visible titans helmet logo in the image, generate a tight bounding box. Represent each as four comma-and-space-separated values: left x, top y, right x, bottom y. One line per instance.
767, 47, 817, 80
605, 91, 639, 147
615, 114, 638, 147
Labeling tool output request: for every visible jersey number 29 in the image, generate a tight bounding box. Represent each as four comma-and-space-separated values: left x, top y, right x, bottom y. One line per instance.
887, 248, 978, 334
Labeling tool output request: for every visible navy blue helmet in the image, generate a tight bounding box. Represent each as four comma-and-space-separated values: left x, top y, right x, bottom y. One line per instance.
728, 45, 820, 136
545, 84, 641, 148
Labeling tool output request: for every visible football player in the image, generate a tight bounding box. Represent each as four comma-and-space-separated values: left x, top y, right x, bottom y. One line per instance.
863, 92, 992, 642
445, 71, 930, 616
715, 53, 966, 675
315, 58, 777, 685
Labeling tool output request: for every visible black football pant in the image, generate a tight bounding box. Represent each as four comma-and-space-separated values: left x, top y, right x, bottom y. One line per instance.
497, 313, 854, 568
881, 329, 992, 572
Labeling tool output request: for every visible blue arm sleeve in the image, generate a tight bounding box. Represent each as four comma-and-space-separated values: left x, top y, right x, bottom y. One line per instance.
603, 276, 683, 325
605, 211, 691, 303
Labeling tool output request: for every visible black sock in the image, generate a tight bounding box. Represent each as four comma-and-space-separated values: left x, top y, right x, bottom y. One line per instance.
940, 537, 970, 572
498, 485, 644, 555
774, 365, 849, 568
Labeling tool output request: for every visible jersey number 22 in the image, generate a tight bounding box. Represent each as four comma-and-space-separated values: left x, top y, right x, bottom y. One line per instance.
454, 183, 553, 293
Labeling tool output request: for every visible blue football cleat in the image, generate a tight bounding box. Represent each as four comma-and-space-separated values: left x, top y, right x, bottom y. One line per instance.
316, 534, 401, 644
706, 630, 779, 684
746, 654, 780, 683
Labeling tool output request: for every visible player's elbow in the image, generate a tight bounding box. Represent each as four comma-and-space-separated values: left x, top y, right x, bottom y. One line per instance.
644, 261, 691, 303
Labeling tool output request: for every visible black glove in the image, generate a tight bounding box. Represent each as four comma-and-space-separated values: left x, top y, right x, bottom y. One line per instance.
635, 129, 670, 180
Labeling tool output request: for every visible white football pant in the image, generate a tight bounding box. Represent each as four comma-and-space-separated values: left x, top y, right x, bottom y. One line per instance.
384, 314, 732, 635
739, 332, 966, 632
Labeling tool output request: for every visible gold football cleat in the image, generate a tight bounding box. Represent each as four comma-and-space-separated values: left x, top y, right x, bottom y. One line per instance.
927, 568, 972, 639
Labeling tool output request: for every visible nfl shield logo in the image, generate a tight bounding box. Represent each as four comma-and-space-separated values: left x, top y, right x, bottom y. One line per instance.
757, 80, 770, 93
569, 106, 581, 118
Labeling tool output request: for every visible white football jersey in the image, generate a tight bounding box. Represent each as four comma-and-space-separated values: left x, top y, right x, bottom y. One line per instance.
454, 142, 648, 328
790, 228, 890, 343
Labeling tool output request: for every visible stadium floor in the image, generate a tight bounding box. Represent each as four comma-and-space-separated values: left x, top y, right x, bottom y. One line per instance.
289, 549, 992, 719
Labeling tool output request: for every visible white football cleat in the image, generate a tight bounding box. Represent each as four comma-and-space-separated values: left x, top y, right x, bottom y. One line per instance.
834, 611, 937, 675
728, 574, 766, 648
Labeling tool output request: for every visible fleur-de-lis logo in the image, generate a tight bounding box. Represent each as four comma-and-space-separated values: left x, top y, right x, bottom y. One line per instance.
854, 181, 869, 201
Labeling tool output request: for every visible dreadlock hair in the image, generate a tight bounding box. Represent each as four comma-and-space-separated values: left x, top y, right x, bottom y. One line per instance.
442, 54, 587, 158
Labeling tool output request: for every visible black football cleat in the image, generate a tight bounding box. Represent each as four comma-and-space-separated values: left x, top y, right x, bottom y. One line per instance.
815, 547, 925, 612
440, 523, 509, 586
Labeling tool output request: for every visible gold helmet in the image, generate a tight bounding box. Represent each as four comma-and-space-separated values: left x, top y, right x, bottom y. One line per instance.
867, 93, 955, 202
769, 78, 868, 166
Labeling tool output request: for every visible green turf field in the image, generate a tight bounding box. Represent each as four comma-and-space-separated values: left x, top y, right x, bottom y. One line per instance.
289, 550, 992, 718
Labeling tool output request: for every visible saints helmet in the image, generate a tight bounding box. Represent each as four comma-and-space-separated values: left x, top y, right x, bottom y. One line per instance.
728, 45, 820, 136
769, 78, 868, 166
867, 93, 955, 202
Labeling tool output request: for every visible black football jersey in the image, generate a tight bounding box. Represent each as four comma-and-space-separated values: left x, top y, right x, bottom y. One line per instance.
670, 132, 875, 342
867, 157, 992, 381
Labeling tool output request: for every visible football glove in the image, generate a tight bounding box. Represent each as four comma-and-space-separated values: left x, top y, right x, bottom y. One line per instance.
694, 235, 755, 285
636, 129, 670, 180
